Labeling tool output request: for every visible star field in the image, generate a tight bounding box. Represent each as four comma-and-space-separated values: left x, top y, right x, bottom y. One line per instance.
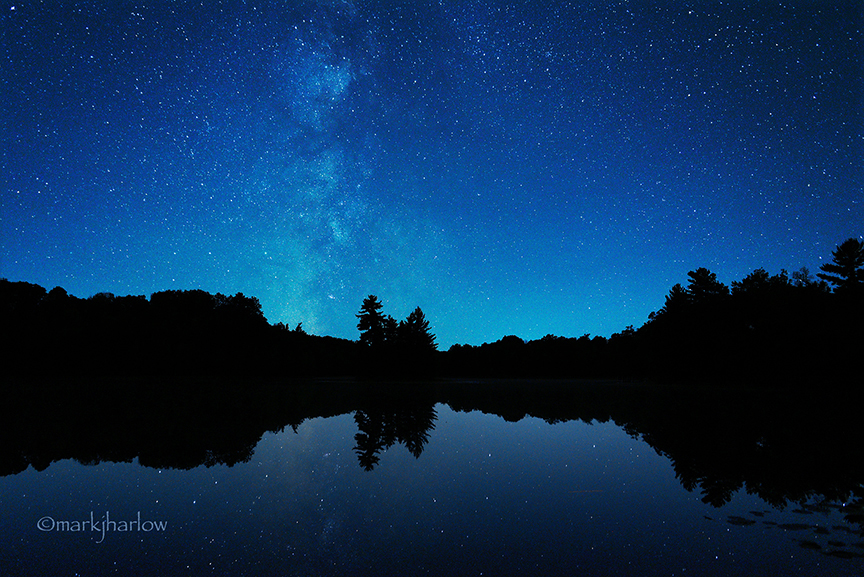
2, 1, 861, 347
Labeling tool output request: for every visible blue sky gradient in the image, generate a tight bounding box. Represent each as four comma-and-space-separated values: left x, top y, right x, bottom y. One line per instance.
2, 1, 861, 347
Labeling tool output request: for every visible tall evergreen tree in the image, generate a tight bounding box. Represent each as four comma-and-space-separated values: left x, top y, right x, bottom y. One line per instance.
356, 295, 387, 348
398, 307, 438, 352
817, 238, 864, 292
383, 314, 399, 345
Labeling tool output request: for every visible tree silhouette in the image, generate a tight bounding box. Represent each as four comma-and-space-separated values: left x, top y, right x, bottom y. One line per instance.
356, 295, 387, 348
817, 238, 864, 293
686, 267, 729, 304
383, 314, 399, 344
653, 283, 690, 318
397, 307, 437, 352
731, 268, 772, 295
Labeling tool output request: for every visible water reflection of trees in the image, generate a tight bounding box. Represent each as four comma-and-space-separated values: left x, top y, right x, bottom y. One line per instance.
353, 402, 437, 471
449, 381, 864, 508
2, 379, 862, 536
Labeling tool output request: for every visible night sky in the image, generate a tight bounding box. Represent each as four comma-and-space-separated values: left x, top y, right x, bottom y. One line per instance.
3, 1, 861, 348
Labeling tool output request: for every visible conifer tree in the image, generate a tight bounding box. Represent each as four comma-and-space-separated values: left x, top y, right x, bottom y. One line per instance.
398, 307, 437, 352
686, 268, 729, 304
818, 238, 864, 292
356, 295, 387, 348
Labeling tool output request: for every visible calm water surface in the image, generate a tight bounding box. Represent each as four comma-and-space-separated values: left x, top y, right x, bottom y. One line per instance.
1, 400, 862, 576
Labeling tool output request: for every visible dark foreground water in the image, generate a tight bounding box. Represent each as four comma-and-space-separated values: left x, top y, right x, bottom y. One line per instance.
0, 379, 862, 576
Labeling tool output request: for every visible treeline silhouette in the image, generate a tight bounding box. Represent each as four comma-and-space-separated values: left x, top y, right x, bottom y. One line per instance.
2, 237, 862, 382
0, 284, 359, 377
444, 238, 864, 384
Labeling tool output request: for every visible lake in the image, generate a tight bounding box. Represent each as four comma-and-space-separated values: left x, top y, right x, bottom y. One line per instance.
0, 379, 862, 575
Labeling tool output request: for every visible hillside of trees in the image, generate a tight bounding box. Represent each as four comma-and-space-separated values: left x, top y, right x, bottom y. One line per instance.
0, 285, 359, 377
444, 238, 864, 383
2, 238, 862, 384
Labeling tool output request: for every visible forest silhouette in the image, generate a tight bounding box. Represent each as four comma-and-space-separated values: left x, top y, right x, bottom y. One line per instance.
1, 237, 862, 383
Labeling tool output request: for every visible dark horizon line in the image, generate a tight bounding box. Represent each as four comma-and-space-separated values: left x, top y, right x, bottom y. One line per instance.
0, 252, 851, 351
